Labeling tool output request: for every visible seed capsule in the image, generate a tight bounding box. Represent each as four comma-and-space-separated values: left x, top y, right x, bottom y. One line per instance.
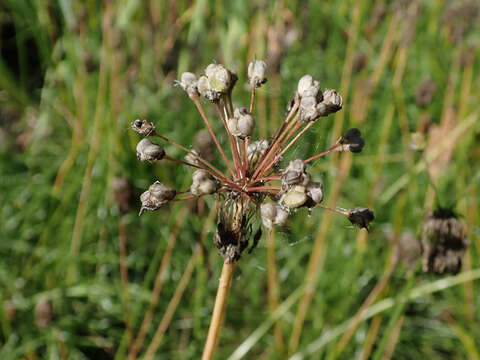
306, 181, 324, 204
139, 181, 176, 215
248, 60, 267, 87
190, 169, 218, 196
261, 203, 289, 230
131, 119, 155, 136
318, 88, 343, 116
338, 128, 365, 153
281, 159, 309, 188
176, 72, 199, 98
282, 185, 308, 208
347, 207, 374, 230
136, 138, 165, 162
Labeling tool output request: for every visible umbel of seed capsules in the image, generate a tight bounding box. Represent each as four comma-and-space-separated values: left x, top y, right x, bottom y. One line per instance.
131, 59, 373, 262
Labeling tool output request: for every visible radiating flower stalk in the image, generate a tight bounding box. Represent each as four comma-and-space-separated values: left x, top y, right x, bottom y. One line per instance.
131, 60, 373, 359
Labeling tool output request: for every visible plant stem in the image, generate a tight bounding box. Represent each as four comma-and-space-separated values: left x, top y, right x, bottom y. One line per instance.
202, 260, 235, 360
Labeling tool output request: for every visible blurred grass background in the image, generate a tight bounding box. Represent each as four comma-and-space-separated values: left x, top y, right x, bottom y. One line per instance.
1, 0, 480, 359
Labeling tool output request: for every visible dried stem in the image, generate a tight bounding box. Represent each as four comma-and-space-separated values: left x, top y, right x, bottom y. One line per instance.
202, 260, 235, 360
250, 114, 299, 182
192, 97, 237, 178
216, 102, 242, 179
257, 122, 314, 180
304, 144, 341, 164
153, 132, 226, 180
249, 85, 256, 114
266, 229, 285, 354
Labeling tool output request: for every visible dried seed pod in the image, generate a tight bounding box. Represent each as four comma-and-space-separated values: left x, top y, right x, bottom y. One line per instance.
139, 181, 176, 215
190, 169, 218, 196
136, 138, 165, 162
204, 63, 235, 99
281, 159, 309, 187
282, 185, 308, 208
317, 89, 342, 116
229, 107, 255, 138
185, 149, 201, 165
297, 75, 315, 97
131, 119, 155, 136
175, 72, 199, 98
260, 203, 289, 230
421, 209, 469, 274
297, 75, 323, 122
338, 128, 365, 153
306, 181, 324, 204
347, 207, 374, 230
247, 139, 270, 168
35, 297, 53, 328
248, 60, 268, 87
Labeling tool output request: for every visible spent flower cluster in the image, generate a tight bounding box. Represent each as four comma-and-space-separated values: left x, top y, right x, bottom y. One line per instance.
131, 60, 373, 263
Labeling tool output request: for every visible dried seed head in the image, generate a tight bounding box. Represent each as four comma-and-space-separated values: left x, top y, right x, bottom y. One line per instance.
136, 138, 165, 162
176, 72, 199, 98
190, 169, 219, 196
260, 203, 289, 230
139, 181, 176, 215
248, 60, 268, 87
306, 181, 324, 204
421, 209, 469, 274
282, 185, 308, 208
131, 119, 155, 136
35, 297, 53, 328
347, 207, 374, 230
317, 89, 343, 116
338, 128, 365, 153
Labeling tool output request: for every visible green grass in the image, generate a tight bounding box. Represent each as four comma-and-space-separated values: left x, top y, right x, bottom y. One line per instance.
1, 0, 479, 359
